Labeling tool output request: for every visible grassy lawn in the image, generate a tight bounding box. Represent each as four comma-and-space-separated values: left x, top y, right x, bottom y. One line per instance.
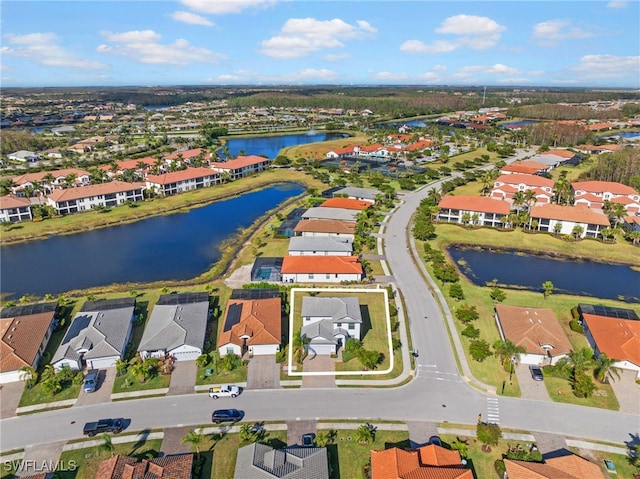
367, 259, 385, 276
56, 439, 162, 479
195, 362, 248, 386
18, 382, 81, 408
544, 376, 620, 410
280, 131, 370, 162
112, 372, 171, 394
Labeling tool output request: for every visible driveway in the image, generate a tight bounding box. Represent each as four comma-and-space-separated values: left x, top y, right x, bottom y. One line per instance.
515, 364, 551, 401
0, 381, 24, 418
74, 368, 115, 407
286, 419, 316, 447
161, 426, 193, 455
247, 355, 279, 390
609, 369, 640, 415
302, 354, 335, 388
168, 360, 197, 395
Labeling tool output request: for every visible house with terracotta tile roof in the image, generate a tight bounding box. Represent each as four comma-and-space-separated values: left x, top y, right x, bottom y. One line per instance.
218, 295, 281, 357
46, 180, 145, 214
371, 444, 471, 479
582, 313, 640, 379
528, 203, 610, 238
572, 180, 640, 212
574, 144, 621, 155
145, 167, 221, 196
12, 168, 91, 194
504, 454, 606, 479
110, 156, 158, 176
326, 146, 356, 159
494, 305, 572, 366
281, 256, 363, 283
491, 174, 554, 204
0, 195, 32, 223
301, 296, 362, 354
301, 207, 359, 222
500, 161, 551, 176
288, 236, 352, 256
437, 195, 511, 228
293, 219, 356, 240
95, 453, 193, 479
211, 155, 271, 180
320, 197, 371, 210
0, 303, 58, 383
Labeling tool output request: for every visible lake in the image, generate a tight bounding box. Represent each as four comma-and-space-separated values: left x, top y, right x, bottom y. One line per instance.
224, 131, 349, 159
502, 121, 538, 128
448, 245, 640, 302
1, 183, 305, 299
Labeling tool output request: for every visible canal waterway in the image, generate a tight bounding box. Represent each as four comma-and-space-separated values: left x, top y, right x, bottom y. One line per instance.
224, 131, 348, 159
448, 245, 640, 302
1, 183, 304, 299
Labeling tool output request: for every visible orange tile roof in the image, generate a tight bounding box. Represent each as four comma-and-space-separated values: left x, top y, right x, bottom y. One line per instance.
321, 198, 371, 210
404, 140, 433, 151
211, 155, 270, 170
0, 311, 56, 373
165, 148, 208, 160
504, 456, 605, 479
371, 445, 471, 479
359, 143, 384, 152
582, 314, 640, 366
281, 255, 362, 274
116, 157, 157, 170
330, 146, 356, 155
294, 219, 356, 235
586, 123, 613, 131
495, 305, 572, 357
572, 181, 638, 197
546, 455, 606, 479
0, 195, 31, 209
217, 297, 281, 349
438, 195, 511, 215
529, 203, 610, 226
501, 161, 549, 175
417, 445, 463, 467
12, 168, 91, 185
541, 149, 575, 159
371, 448, 420, 479
146, 167, 219, 185
95, 453, 193, 479
47, 180, 145, 202
495, 174, 554, 188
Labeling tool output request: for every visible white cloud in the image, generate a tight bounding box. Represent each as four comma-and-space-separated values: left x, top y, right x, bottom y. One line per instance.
171, 11, 214, 26
98, 30, 225, 65
570, 54, 640, 79
606, 1, 627, 8
323, 53, 351, 62
260, 17, 377, 58
401, 14, 505, 54
180, 0, 276, 15
371, 71, 409, 81
205, 68, 339, 84
205, 74, 247, 83
2, 32, 106, 70
453, 63, 520, 80
496, 77, 533, 84
532, 20, 593, 45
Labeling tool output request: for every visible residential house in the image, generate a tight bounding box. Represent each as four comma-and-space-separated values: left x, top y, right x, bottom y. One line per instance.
96, 454, 193, 479
371, 444, 472, 479
574, 144, 621, 155
582, 313, 640, 379
325, 146, 356, 159
301, 207, 359, 222
301, 296, 362, 355
320, 197, 371, 210
528, 151, 575, 169
217, 293, 281, 357
500, 160, 551, 176
164, 147, 211, 165
211, 155, 271, 180
12, 168, 92, 195
51, 298, 136, 370
437, 195, 510, 228
293, 219, 356, 240
572, 180, 640, 214
0, 303, 58, 383
233, 443, 328, 479
622, 215, 640, 232
43, 147, 63, 159
504, 454, 605, 479
491, 173, 554, 205
0, 195, 32, 223
138, 292, 210, 362
47, 180, 145, 214
333, 186, 380, 204
107, 157, 158, 177
494, 305, 572, 366
7, 150, 39, 162
288, 236, 352, 256
528, 203, 610, 238
281, 256, 363, 283
145, 167, 221, 196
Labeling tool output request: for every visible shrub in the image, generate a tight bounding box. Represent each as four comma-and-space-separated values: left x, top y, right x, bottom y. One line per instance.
455, 304, 479, 323
494, 459, 506, 477
572, 372, 596, 398
461, 324, 480, 339
570, 307, 580, 321
469, 339, 492, 362
569, 319, 584, 333
275, 348, 287, 363
477, 422, 502, 446
449, 283, 465, 300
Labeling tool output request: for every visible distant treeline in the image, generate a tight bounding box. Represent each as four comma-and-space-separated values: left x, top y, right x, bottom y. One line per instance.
508, 102, 639, 121
578, 149, 640, 190
0, 131, 59, 156
522, 122, 591, 147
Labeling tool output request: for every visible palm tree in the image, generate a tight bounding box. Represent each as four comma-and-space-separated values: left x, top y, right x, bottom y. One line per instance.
594, 353, 622, 384
610, 203, 627, 229
64, 173, 78, 189
100, 433, 115, 457
181, 429, 204, 456
627, 230, 640, 246
571, 224, 584, 239
512, 191, 526, 211
19, 365, 38, 389
355, 424, 375, 445
493, 340, 526, 370
558, 348, 594, 375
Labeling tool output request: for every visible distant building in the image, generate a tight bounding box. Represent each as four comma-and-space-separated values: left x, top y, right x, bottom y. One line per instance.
0, 195, 32, 223
145, 167, 221, 196
437, 195, 510, 228
46, 181, 145, 214
7, 150, 39, 162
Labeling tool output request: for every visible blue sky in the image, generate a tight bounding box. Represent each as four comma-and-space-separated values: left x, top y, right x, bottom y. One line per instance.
1, 1, 639, 88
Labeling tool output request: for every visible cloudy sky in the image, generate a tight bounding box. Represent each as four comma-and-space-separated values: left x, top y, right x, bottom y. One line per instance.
1, 0, 638, 88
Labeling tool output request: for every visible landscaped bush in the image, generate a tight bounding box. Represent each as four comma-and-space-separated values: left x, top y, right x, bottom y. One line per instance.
571, 371, 596, 398
469, 339, 492, 362
461, 324, 480, 339
477, 422, 502, 446
569, 319, 584, 333
494, 459, 506, 477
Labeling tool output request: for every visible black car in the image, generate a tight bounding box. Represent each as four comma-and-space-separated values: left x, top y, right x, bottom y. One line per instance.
428, 435, 442, 446
211, 409, 243, 424
529, 365, 544, 381
83, 418, 124, 436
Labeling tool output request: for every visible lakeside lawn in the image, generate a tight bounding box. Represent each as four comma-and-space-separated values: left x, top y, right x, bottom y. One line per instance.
279, 131, 370, 161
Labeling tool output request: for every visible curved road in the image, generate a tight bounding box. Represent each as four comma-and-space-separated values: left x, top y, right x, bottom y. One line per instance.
1, 165, 638, 451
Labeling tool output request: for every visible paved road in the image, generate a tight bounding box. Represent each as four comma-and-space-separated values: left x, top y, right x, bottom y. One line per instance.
2, 148, 638, 452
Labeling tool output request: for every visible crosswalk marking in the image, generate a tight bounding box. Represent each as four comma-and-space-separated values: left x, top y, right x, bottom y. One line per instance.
486, 397, 500, 424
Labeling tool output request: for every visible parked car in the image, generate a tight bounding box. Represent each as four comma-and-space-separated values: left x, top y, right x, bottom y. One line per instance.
211, 409, 243, 424
83, 370, 98, 393
301, 433, 316, 447
529, 365, 544, 381
83, 418, 124, 437
208, 385, 240, 399
428, 435, 442, 446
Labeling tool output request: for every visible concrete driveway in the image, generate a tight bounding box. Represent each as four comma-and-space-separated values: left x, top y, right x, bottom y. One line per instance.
515, 364, 550, 401
0, 381, 24, 418
286, 419, 316, 447
74, 368, 115, 407
247, 355, 279, 390
609, 369, 640, 415
302, 354, 335, 388
168, 360, 197, 395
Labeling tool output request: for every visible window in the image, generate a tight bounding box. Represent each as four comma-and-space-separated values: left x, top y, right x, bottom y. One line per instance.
348, 323, 355, 330
308, 274, 314, 279
226, 347, 235, 355
326, 274, 331, 279
336, 323, 342, 328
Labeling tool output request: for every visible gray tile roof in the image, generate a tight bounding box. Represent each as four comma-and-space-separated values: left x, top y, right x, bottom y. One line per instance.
301, 207, 358, 222
301, 297, 362, 323
288, 236, 352, 254
302, 319, 337, 344
138, 295, 209, 353
52, 300, 135, 365
334, 186, 381, 201
234, 443, 328, 479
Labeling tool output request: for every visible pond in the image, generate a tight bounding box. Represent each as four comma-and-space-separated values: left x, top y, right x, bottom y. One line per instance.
447, 245, 640, 302
224, 131, 349, 159
1, 183, 305, 299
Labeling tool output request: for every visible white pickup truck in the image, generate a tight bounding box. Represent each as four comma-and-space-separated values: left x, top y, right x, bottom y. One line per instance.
208, 384, 240, 399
